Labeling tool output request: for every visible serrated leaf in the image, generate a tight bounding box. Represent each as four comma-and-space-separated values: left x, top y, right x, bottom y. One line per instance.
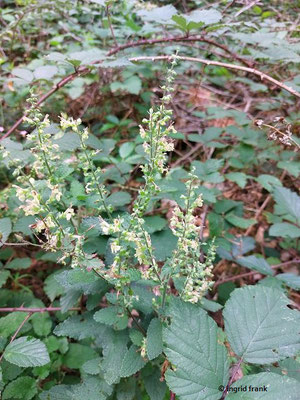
227, 372, 300, 399
0, 270, 10, 287
44, 270, 65, 301
275, 273, 300, 290
54, 313, 103, 340
137, 5, 177, 23
164, 298, 229, 400
269, 357, 300, 382
31, 312, 52, 337
274, 187, 300, 223
225, 214, 256, 229
223, 286, 300, 364
129, 329, 144, 346
0, 313, 30, 338
11, 68, 34, 82
144, 368, 167, 400
200, 298, 223, 312
124, 76, 142, 95
0, 218, 12, 247
102, 329, 129, 384
269, 222, 300, 238
256, 174, 282, 192
34, 65, 58, 80
106, 191, 131, 207
119, 142, 135, 159
4, 337, 50, 367
237, 255, 273, 276
5, 257, 31, 270
226, 172, 248, 188
144, 216, 167, 234
120, 345, 146, 378
94, 306, 119, 325
2, 376, 37, 400
82, 357, 101, 375
277, 161, 300, 178
116, 377, 136, 400
152, 229, 178, 261
40, 376, 112, 400
146, 318, 163, 361
187, 9, 222, 24
63, 343, 98, 369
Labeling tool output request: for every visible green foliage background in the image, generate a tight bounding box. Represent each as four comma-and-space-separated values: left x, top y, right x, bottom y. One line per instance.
0, 1, 300, 399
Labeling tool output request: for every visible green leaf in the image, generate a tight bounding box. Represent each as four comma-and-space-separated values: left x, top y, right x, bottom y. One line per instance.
137, 5, 177, 23
44, 271, 65, 301
200, 298, 223, 312
275, 273, 300, 290
225, 214, 256, 229
152, 229, 178, 261
0, 313, 30, 338
192, 159, 224, 183
208, 212, 224, 236
256, 174, 282, 192
226, 372, 300, 399
146, 318, 163, 361
119, 142, 135, 159
0, 218, 12, 247
116, 378, 136, 400
63, 343, 98, 369
40, 376, 112, 400
101, 329, 129, 384
164, 298, 229, 400
277, 161, 300, 178
31, 312, 52, 337
237, 255, 273, 276
124, 76, 142, 95
144, 368, 167, 400
269, 357, 300, 381
273, 187, 300, 222
187, 9, 222, 25
120, 345, 146, 378
0, 270, 10, 287
34, 65, 58, 80
94, 306, 119, 326
223, 286, 300, 364
2, 376, 37, 400
5, 257, 31, 270
82, 357, 101, 375
4, 337, 50, 367
144, 216, 167, 234
54, 313, 103, 340
226, 172, 248, 188
14, 216, 35, 236
129, 329, 144, 346
106, 191, 131, 207
172, 15, 187, 31
12, 67, 34, 82
269, 222, 300, 238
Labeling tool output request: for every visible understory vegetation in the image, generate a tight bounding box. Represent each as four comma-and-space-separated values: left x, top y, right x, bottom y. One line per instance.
0, 1, 300, 399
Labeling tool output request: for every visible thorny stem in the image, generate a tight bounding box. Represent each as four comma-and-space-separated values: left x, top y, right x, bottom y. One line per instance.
221, 358, 243, 399
0, 307, 81, 313
126, 308, 146, 336
3, 35, 300, 140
